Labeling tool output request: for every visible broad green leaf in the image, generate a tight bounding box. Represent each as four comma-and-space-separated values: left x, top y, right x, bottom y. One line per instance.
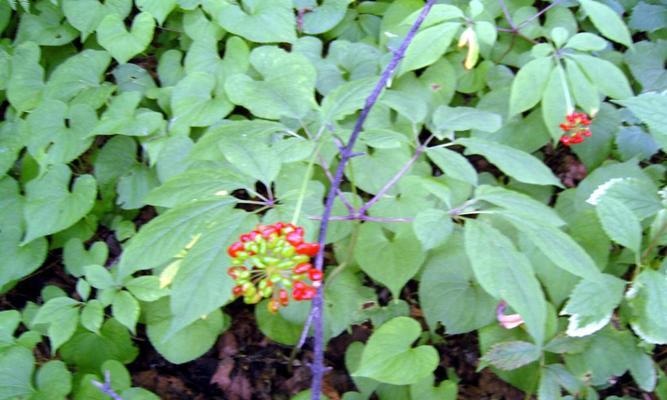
190, 120, 286, 160
63, 0, 132, 40
45, 49, 112, 103
96, 12, 156, 63
219, 136, 281, 184
626, 269, 667, 344
35, 360, 71, 398
60, 319, 138, 371
562, 274, 625, 337
63, 239, 108, 277
117, 198, 237, 278
398, 22, 460, 76
509, 57, 554, 116
0, 346, 34, 398
81, 300, 104, 333
409, 375, 457, 400
464, 219, 547, 344
502, 214, 602, 281
353, 317, 438, 385
564, 32, 607, 52
413, 209, 453, 250
564, 58, 600, 116
168, 211, 256, 336
255, 300, 303, 345
84, 265, 115, 290
171, 71, 233, 128
595, 196, 642, 254
579, 0, 633, 48
92, 92, 164, 137
320, 78, 376, 124
541, 65, 569, 141
355, 224, 425, 298
145, 298, 227, 364
629, 351, 657, 392
569, 54, 633, 100
94, 136, 139, 186
323, 269, 377, 339
629, 2, 667, 33
14, 2, 78, 46
204, 0, 295, 43
145, 169, 251, 207
616, 92, 667, 149
112, 290, 139, 333
481, 341, 541, 370
362, 128, 409, 149
296, 0, 349, 34
401, 4, 463, 29
7, 41, 44, 112
433, 106, 502, 133
420, 232, 496, 334
116, 165, 160, 210
22, 165, 97, 244
457, 138, 562, 187
0, 310, 20, 347
426, 147, 478, 186
34, 297, 80, 352
125, 276, 168, 302
225, 46, 317, 120
475, 185, 565, 227
136, 0, 177, 24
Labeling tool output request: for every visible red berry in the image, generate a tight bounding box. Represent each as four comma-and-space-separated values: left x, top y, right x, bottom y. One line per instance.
274, 222, 285, 230
286, 232, 304, 246
268, 299, 280, 313
294, 227, 304, 236
279, 289, 289, 306
293, 280, 306, 290
292, 289, 304, 300
301, 286, 317, 300
582, 129, 592, 137
232, 285, 243, 297
227, 241, 244, 257
559, 123, 571, 132
293, 263, 311, 274
227, 266, 246, 279
308, 269, 323, 282
261, 226, 278, 239
560, 136, 571, 146
295, 243, 320, 257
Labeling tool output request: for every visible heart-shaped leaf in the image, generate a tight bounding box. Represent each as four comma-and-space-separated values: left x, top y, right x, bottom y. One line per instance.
97, 12, 156, 63
353, 317, 438, 385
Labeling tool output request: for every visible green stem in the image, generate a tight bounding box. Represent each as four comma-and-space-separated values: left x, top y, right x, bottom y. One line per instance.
291, 139, 326, 225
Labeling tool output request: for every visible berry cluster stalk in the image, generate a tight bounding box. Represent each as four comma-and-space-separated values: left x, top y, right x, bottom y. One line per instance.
307, 1, 437, 398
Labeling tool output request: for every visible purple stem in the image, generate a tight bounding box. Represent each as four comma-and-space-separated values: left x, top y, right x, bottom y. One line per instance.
516, 0, 562, 29
317, 155, 356, 214
92, 371, 124, 400
357, 135, 434, 216
310, 215, 414, 223
498, 0, 516, 30
307, 2, 437, 398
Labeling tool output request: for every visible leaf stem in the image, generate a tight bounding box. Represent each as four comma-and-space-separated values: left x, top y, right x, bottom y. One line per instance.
306, 2, 437, 398
556, 59, 574, 114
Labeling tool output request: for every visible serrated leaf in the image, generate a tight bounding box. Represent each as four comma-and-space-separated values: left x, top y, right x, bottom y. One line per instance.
60, 319, 138, 371
399, 22, 460, 76
457, 138, 562, 187
171, 71, 233, 128
355, 224, 425, 298
509, 57, 553, 116
433, 106, 502, 133
569, 54, 633, 100
464, 219, 547, 344
475, 185, 564, 227
125, 276, 168, 302
595, 196, 642, 254
84, 265, 115, 290
426, 147, 478, 185
96, 12, 156, 63
413, 209, 453, 250
320, 78, 376, 124
579, 0, 633, 48
627, 269, 667, 344
565, 58, 600, 116
22, 165, 97, 244
0, 346, 34, 398
562, 274, 625, 337
482, 341, 541, 370
81, 300, 104, 333
35, 360, 71, 398
353, 317, 439, 385
112, 290, 139, 334
541, 64, 569, 141
219, 136, 281, 184
616, 92, 667, 148
34, 298, 80, 353
564, 32, 607, 52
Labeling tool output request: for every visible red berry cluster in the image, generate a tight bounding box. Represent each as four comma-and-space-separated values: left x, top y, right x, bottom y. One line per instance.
559, 112, 592, 146
227, 222, 322, 313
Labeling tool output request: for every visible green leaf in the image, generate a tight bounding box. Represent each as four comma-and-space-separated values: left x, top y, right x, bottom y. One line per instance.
171, 71, 233, 128
413, 209, 453, 250
627, 269, 667, 344
34, 297, 80, 353
595, 196, 642, 254
426, 147, 478, 186
464, 219, 547, 344
474, 185, 565, 227
204, 0, 295, 43
355, 224, 425, 298
420, 232, 496, 334
509, 57, 554, 116
219, 136, 281, 184
146, 298, 227, 364
96, 12, 156, 63
63, 0, 132, 40
362, 128, 410, 149
562, 274, 625, 337
564, 32, 607, 52
125, 276, 168, 302
60, 319, 138, 371
63, 239, 108, 277
409, 375, 457, 400
433, 106, 502, 133
569, 54, 633, 100
136, 0, 176, 24
255, 300, 303, 345
168, 211, 256, 336
0, 346, 34, 399
112, 290, 139, 334
145, 169, 250, 207
117, 198, 236, 278
7, 41, 44, 113
353, 317, 439, 385
225, 46, 316, 120
22, 165, 97, 244
616, 92, 667, 148
81, 300, 104, 334
457, 138, 562, 187
84, 265, 115, 290
501, 214, 602, 281
564, 58, 600, 116
320, 78, 376, 124
35, 360, 71, 398
323, 269, 377, 339
481, 341, 541, 370
0, 310, 20, 347
579, 0, 633, 48
398, 22, 460, 76
45, 49, 112, 103
296, 0, 349, 34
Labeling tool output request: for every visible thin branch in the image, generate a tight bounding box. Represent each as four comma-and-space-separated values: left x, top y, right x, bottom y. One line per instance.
357, 135, 434, 216
317, 155, 356, 214
306, 2, 437, 398
309, 215, 414, 223
516, 0, 563, 29
498, 0, 516, 30
92, 371, 124, 400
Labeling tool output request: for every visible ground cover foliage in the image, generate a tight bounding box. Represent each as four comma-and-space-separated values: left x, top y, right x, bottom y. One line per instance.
1, 0, 667, 399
